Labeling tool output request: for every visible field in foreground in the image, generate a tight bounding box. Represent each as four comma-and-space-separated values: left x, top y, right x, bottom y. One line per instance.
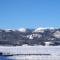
0, 46, 60, 60
7, 55, 60, 60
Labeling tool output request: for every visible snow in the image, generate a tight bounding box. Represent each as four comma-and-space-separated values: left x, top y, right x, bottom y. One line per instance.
27, 34, 42, 39
0, 46, 60, 60
8, 55, 60, 60
0, 46, 60, 55
4, 29, 15, 32
27, 35, 33, 39
34, 27, 55, 32
45, 42, 52, 46
32, 34, 42, 38
17, 28, 27, 32
2, 29, 11, 32
53, 31, 60, 38
33, 27, 45, 33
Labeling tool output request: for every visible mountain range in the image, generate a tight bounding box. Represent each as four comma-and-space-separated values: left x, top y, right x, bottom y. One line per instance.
0, 28, 60, 46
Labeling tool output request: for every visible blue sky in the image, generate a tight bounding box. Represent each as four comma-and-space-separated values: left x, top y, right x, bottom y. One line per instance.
0, 0, 60, 29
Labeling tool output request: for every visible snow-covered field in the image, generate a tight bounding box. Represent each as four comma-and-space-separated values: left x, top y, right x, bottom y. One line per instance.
0, 45, 60, 60
7, 55, 60, 60
0, 45, 60, 55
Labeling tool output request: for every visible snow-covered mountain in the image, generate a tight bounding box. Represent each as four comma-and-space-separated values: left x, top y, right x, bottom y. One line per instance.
33, 27, 45, 33
17, 28, 27, 32
0, 28, 60, 46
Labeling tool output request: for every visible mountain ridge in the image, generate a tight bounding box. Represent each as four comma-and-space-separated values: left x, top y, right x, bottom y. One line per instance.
0, 28, 60, 46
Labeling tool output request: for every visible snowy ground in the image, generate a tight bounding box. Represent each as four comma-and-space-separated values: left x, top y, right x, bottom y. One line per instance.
7, 55, 60, 60
0, 45, 60, 60
0, 45, 60, 55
